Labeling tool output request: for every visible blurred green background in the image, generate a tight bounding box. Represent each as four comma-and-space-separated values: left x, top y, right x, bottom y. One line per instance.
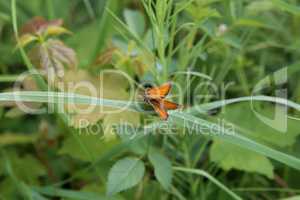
1, 0, 300, 199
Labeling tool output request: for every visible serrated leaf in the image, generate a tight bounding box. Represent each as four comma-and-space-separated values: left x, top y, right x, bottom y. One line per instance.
148, 149, 172, 190
107, 157, 145, 196
210, 139, 274, 178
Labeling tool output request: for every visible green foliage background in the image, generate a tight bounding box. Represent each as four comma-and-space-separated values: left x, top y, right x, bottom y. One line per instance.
0, 0, 300, 199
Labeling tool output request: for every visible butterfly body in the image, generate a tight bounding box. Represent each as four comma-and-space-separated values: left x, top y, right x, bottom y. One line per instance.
143, 82, 180, 120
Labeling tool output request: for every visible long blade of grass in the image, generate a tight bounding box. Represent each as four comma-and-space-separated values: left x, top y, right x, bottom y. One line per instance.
46, 0, 55, 19
1, 91, 300, 171
169, 111, 300, 170
0, 91, 143, 111
188, 95, 300, 114
173, 167, 242, 200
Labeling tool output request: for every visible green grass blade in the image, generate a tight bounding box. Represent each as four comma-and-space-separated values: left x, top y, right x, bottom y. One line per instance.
188, 95, 300, 114
0, 91, 143, 111
1, 91, 300, 171
46, 0, 55, 19
169, 111, 300, 171
173, 167, 243, 200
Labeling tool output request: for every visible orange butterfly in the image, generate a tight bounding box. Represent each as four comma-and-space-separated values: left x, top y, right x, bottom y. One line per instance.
143, 82, 180, 120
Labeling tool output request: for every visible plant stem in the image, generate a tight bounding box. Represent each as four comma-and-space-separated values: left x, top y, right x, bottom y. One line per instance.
0, 75, 19, 82
46, 0, 55, 19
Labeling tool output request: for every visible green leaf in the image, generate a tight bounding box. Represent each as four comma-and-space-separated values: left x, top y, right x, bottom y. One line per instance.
148, 149, 172, 190
123, 9, 145, 36
107, 157, 145, 196
210, 139, 274, 178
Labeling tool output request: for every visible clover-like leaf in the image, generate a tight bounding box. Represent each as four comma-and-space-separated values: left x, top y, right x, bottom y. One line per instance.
29, 39, 77, 83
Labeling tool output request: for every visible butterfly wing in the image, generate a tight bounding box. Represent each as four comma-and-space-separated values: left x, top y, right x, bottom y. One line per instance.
161, 100, 180, 110
145, 82, 171, 99
148, 99, 169, 120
